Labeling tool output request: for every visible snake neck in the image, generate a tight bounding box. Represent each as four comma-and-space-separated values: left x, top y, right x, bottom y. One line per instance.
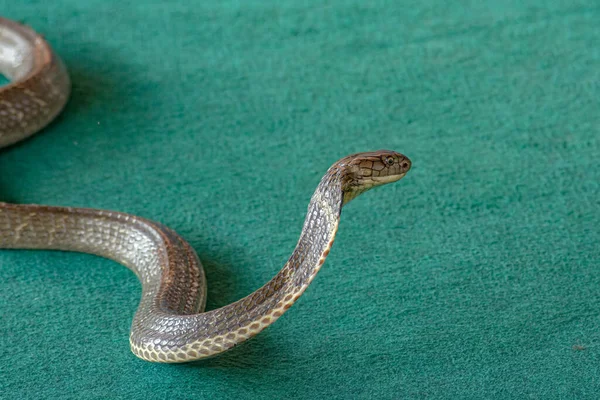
230, 168, 345, 311
269, 168, 344, 297
238, 170, 344, 315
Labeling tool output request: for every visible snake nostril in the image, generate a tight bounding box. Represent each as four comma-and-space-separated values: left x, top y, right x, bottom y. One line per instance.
401, 162, 409, 169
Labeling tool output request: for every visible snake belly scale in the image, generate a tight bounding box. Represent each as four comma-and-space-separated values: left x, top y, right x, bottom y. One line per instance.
0, 17, 411, 363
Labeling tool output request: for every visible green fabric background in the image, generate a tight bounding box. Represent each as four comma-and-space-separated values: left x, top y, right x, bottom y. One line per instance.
1, 0, 599, 398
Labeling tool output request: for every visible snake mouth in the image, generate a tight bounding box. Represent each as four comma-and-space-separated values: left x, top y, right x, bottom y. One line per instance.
371, 173, 407, 185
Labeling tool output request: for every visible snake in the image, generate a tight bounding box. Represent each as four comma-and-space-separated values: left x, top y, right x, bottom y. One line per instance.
0, 17, 412, 363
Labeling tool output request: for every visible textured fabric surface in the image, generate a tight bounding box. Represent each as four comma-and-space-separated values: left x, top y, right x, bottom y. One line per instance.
1, 1, 599, 399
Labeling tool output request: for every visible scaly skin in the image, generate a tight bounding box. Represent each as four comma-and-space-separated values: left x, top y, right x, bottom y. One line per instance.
0, 17, 411, 362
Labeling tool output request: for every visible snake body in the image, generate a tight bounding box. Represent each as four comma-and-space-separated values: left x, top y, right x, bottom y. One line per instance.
0, 18, 411, 363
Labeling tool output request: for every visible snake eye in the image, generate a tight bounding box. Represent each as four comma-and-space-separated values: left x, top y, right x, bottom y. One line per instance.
385, 156, 394, 166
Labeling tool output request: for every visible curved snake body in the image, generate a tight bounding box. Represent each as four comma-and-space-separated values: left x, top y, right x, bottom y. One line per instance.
0, 18, 411, 362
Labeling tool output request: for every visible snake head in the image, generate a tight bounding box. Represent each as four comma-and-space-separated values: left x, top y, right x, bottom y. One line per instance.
335, 150, 411, 205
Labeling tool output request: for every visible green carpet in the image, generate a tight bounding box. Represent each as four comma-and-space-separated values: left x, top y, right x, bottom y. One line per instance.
1, 1, 599, 398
